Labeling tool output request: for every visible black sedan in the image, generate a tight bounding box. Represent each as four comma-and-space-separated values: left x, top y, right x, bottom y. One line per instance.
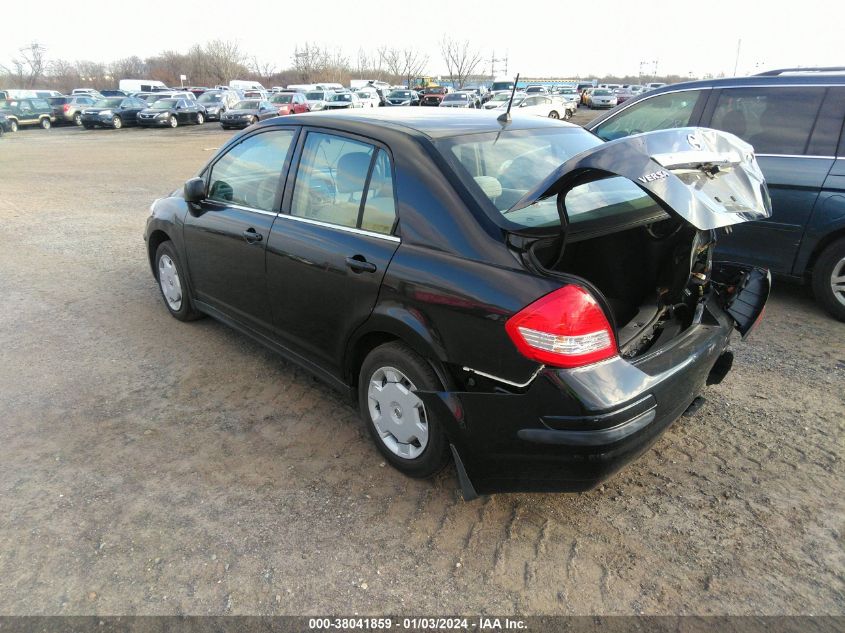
220, 100, 278, 129
143, 110, 770, 497
385, 89, 420, 106
137, 98, 205, 128
80, 97, 148, 129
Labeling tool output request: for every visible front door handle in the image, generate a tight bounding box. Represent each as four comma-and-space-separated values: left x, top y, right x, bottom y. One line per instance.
345, 255, 377, 273
242, 228, 263, 244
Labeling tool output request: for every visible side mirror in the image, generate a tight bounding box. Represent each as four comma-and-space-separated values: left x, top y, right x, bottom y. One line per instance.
184, 177, 206, 203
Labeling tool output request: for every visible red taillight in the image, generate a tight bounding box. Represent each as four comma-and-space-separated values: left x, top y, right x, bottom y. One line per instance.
505, 285, 617, 368
63, 104, 70, 112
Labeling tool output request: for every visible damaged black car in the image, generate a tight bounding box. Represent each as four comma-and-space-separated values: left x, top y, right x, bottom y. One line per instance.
144, 109, 771, 497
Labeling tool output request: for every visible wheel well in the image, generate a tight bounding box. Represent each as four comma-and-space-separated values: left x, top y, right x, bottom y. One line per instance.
807, 228, 845, 275
147, 230, 171, 274
346, 331, 454, 396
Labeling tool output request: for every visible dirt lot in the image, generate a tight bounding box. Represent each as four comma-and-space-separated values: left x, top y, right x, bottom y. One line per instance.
0, 113, 843, 617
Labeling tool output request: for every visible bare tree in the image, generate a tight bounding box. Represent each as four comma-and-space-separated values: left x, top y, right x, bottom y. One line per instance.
293, 43, 328, 82
250, 57, 277, 85
109, 56, 147, 81
378, 47, 427, 87
0, 42, 48, 88
204, 39, 247, 85
440, 37, 482, 89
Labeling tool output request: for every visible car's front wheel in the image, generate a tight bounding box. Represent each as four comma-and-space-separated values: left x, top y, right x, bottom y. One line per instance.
358, 342, 450, 478
154, 241, 202, 321
73, 112, 82, 126
40, 117, 51, 129
112, 115, 122, 129
812, 237, 845, 321
169, 115, 178, 128
196, 112, 204, 125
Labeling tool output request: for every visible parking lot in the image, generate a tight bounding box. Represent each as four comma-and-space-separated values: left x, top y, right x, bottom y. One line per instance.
0, 117, 843, 616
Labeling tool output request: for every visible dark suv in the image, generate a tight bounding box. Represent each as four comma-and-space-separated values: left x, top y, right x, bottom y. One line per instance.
0, 98, 55, 131
588, 68, 845, 320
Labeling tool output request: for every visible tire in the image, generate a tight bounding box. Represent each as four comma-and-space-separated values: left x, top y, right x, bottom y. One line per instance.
73, 112, 82, 126
169, 115, 178, 128
358, 342, 450, 478
154, 241, 203, 322
250, 116, 258, 125
811, 237, 845, 321
40, 117, 51, 129
548, 110, 559, 119
9, 120, 18, 133
112, 115, 122, 129
196, 112, 204, 125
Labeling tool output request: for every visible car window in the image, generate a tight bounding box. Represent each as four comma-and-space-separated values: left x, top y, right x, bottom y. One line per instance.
360, 150, 397, 235
207, 129, 297, 212
808, 88, 845, 157
291, 132, 375, 230
593, 90, 703, 141
20, 101, 33, 113
709, 87, 825, 155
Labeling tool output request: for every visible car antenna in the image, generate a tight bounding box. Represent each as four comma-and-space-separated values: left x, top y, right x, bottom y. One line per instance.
497, 73, 520, 124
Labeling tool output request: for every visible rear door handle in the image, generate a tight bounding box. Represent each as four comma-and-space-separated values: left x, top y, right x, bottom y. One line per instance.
242, 228, 263, 244
345, 255, 377, 273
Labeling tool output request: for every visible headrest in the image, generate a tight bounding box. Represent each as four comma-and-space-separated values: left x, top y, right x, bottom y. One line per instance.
336, 152, 372, 194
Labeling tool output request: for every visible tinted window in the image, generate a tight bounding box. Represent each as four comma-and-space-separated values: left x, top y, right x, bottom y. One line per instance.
709, 87, 824, 155
207, 130, 297, 212
291, 132, 375, 229
808, 88, 845, 157
360, 150, 397, 234
594, 90, 703, 141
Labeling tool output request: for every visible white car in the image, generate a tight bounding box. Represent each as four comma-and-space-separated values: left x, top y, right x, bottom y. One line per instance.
439, 92, 476, 109
356, 90, 381, 108
322, 91, 364, 110
550, 95, 577, 120
482, 91, 526, 110
303, 90, 331, 111
491, 94, 570, 119
588, 89, 618, 109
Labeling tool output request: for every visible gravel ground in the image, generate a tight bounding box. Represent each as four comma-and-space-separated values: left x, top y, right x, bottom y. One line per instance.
0, 116, 843, 616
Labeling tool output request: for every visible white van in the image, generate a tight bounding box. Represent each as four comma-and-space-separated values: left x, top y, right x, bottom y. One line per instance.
229, 80, 266, 91
119, 79, 168, 93
286, 84, 316, 92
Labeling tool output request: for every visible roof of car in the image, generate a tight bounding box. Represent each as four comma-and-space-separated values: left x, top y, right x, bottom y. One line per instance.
261, 107, 576, 139
642, 73, 845, 94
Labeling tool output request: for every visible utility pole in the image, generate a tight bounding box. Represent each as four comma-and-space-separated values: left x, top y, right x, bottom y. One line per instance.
733, 38, 742, 76
489, 51, 508, 79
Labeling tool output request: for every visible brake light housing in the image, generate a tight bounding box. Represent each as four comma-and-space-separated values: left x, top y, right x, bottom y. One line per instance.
505, 285, 617, 368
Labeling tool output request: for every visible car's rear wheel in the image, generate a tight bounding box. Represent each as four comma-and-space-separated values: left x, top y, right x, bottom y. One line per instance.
40, 117, 51, 129
548, 110, 559, 119
812, 237, 845, 321
196, 112, 204, 125
73, 112, 82, 126
169, 115, 178, 128
154, 241, 202, 321
9, 120, 18, 133
112, 115, 122, 129
358, 342, 450, 478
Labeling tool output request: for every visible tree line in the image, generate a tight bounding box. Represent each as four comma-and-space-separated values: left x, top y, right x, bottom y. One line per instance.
1, 40, 706, 93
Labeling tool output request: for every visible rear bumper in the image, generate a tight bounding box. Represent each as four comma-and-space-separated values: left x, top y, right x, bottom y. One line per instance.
419, 287, 760, 496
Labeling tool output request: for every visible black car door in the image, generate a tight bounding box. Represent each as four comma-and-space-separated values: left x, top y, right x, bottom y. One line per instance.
183, 127, 299, 332
259, 101, 276, 121
265, 129, 400, 374
120, 98, 139, 123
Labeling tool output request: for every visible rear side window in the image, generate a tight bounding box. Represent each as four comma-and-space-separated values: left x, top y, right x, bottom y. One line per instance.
207, 129, 297, 212
291, 132, 397, 235
593, 90, 704, 141
708, 87, 824, 155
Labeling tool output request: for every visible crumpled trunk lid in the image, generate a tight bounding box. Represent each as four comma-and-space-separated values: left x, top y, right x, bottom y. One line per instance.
508, 127, 772, 232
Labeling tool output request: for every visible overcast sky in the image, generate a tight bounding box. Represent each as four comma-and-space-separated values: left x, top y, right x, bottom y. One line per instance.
3, 0, 843, 80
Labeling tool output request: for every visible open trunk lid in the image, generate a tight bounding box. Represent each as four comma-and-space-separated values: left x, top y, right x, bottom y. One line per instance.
508, 127, 772, 232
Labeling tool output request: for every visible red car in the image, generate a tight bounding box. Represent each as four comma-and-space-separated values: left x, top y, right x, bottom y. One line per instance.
270, 92, 310, 115
419, 87, 449, 106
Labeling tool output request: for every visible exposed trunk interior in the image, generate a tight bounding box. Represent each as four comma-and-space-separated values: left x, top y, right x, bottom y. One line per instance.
531, 217, 714, 359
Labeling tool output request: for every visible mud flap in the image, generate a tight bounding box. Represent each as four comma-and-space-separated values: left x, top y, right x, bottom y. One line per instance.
712, 262, 771, 338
